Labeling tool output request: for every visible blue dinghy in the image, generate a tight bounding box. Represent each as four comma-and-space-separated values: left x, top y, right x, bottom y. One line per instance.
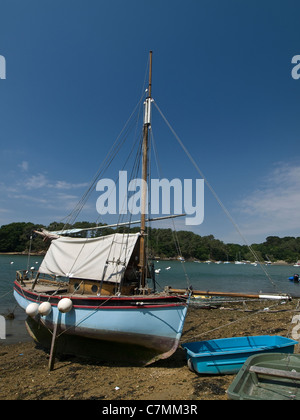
182, 335, 297, 375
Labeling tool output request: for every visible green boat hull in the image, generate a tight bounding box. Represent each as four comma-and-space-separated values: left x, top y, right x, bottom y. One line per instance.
227, 353, 300, 400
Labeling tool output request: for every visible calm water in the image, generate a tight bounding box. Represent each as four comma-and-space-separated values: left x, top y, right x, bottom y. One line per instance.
0, 255, 43, 344
154, 260, 300, 297
0, 255, 299, 344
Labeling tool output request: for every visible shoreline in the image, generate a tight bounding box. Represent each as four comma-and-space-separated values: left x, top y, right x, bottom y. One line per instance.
0, 252, 294, 265
0, 252, 46, 256
0, 299, 299, 400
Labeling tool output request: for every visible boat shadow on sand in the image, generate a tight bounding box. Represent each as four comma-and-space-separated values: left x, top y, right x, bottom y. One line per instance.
26, 317, 187, 369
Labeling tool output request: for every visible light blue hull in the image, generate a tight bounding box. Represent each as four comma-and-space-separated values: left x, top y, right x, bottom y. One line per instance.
14, 288, 189, 364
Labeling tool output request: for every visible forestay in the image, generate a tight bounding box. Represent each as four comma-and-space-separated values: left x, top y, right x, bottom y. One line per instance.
38, 233, 140, 283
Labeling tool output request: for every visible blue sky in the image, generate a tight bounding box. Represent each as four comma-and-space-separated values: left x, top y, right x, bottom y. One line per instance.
0, 0, 300, 244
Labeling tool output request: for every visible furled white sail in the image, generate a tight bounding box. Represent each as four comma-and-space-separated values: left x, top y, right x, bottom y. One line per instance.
38, 233, 140, 283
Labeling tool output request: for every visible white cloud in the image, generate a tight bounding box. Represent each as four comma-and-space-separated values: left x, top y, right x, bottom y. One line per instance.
18, 161, 29, 171
235, 163, 300, 239
24, 174, 48, 189
10, 194, 49, 204
22, 174, 89, 191
53, 180, 89, 189
0, 168, 93, 225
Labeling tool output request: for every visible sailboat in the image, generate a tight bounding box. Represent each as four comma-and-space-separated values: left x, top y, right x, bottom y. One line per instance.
293, 261, 300, 267
13, 52, 190, 367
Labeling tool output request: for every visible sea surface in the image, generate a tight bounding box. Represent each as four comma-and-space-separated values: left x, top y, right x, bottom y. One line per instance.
1, 254, 300, 344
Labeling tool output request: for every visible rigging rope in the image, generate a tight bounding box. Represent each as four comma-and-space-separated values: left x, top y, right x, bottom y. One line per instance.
61, 60, 150, 231
53, 91, 146, 286
153, 100, 278, 292
60, 90, 147, 230
183, 299, 296, 342
149, 126, 191, 289
0, 290, 13, 300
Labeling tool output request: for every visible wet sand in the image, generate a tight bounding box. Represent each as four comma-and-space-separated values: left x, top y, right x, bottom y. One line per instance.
0, 299, 299, 400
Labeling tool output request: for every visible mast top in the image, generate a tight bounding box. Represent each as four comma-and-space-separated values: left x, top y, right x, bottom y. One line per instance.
148, 51, 153, 98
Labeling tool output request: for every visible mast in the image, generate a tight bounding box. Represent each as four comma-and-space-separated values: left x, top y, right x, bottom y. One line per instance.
139, 51, 152, 291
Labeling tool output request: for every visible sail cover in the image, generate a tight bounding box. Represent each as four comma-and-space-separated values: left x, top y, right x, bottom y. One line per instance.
39, 233, 140, 283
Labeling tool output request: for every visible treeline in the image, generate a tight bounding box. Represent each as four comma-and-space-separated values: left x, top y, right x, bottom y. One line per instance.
0, 221, 299, 263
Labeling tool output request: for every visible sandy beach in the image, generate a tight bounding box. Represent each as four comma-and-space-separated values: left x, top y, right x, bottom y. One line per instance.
0, 299, 299, 401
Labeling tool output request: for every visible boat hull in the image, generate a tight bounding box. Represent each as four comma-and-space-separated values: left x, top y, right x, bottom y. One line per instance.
182, 335, 297, 375
14, 281, 189, 365
24, 316, 172, 365
227, 353, 300, 400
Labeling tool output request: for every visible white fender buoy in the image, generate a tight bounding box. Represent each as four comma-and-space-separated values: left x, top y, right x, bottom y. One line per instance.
25, 302, 39, 317
38, 301, 52, 316
58, 298, 73, 313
